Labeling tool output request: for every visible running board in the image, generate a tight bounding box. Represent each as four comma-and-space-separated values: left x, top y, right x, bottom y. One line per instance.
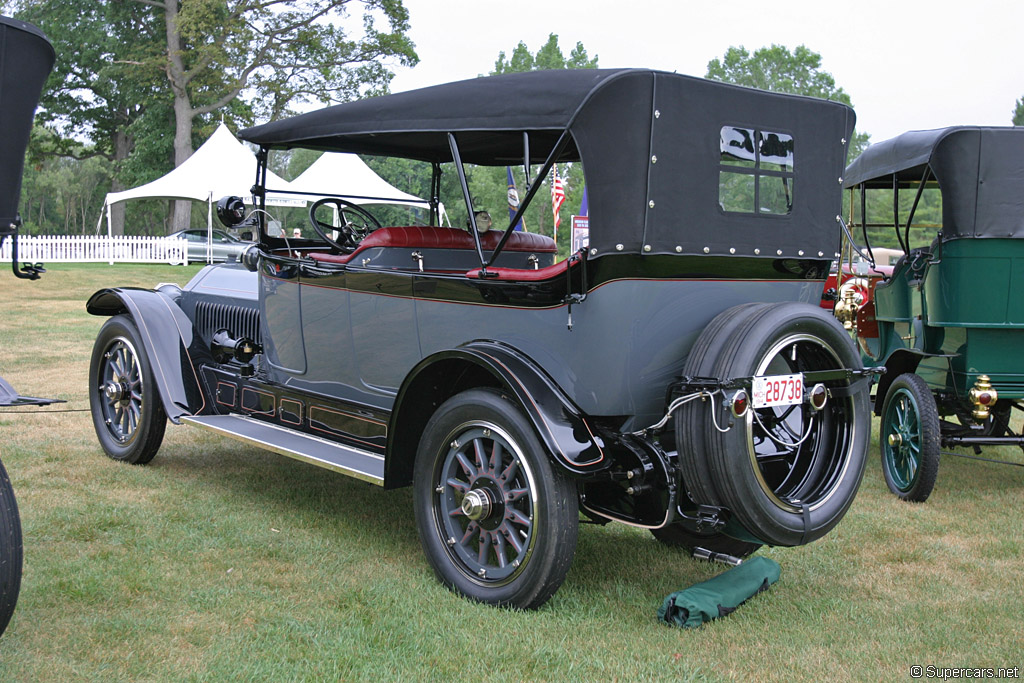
181, 414, 385, 486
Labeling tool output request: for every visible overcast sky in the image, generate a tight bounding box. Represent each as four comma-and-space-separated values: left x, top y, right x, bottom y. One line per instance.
387, 0, 1023, 145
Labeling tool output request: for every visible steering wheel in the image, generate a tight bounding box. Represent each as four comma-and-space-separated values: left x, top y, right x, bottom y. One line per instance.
307, 197, 381, 252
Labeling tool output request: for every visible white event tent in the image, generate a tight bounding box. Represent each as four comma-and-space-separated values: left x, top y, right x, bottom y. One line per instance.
97, 123, 441, 257
96, 122, 303, 241
285, 152, 425, 206
282, 151, 444, 225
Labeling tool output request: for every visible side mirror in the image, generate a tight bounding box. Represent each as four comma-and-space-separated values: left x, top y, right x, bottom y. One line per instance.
216, 196, 246, 227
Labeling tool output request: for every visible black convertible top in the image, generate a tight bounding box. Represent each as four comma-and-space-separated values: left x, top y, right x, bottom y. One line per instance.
844, 127, 1024, 239
242, 69, 856, 259
0, 15, 55, 228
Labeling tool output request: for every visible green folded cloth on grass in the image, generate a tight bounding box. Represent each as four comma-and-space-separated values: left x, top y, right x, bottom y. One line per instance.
658, 556, 780, 628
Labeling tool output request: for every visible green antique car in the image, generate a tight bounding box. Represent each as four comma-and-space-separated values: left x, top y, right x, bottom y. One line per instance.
839, 126, 1024, 502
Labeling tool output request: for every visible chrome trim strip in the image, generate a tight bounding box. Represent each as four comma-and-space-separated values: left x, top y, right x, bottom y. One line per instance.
182, 414, 384, 486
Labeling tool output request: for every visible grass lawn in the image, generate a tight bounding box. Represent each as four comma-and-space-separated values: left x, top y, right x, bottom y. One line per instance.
0, 263, 1021, 681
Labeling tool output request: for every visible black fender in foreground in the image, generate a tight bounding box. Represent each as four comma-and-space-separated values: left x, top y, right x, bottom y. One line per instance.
86, 287, 208, 422
385, 340, 607, 488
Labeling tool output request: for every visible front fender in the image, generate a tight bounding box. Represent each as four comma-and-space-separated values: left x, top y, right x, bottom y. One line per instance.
386, 340, 607, 487
87, 287, 207, 422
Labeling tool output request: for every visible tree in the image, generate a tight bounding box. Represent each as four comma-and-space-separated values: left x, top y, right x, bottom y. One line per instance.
13, 0, 165, 235
135, 0, 418, 231
1013, 96, 1024, 126
706, 44, 870, 157
14, 0, 418, 233
493, 33, 597, 74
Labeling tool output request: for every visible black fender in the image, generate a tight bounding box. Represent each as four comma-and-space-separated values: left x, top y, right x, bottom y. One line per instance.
873, 348, 949, 415
385, 340, 607, 488
86, 287, 208, 422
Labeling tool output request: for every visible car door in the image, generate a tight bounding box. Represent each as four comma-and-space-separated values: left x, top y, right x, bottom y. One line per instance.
259, 252, 307, 375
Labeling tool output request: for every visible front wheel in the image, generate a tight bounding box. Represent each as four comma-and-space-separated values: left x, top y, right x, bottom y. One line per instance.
880, 373, 940, 502
413, 388, 578, 609
89, 315, 167, 464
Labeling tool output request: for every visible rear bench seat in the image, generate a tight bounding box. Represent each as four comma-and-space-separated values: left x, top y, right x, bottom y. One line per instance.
309, 226, 556, 268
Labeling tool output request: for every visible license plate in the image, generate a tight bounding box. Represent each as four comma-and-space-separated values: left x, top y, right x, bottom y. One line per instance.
751, 373, 804, 409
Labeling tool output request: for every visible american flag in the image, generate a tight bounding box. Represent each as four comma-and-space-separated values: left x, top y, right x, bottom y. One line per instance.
551, 165, 566, 241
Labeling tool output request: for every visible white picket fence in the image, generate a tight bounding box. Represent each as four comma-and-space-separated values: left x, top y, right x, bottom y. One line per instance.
0, 235, 187, 265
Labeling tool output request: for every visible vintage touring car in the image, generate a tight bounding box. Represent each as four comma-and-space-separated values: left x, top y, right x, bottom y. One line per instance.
838, 127, 1024, 502
88, 69, 874, 608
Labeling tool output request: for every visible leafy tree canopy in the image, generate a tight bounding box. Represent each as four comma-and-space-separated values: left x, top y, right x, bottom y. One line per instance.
1013, 96, 1024, 126
9, 0, 419, 234
706, 44, 870, 157
492, 33, 597, 75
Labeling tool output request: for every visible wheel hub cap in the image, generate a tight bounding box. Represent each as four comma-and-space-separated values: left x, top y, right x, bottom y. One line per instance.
460, 488, 494, 521
103, 380, 128, 402
888, 432, 903, 448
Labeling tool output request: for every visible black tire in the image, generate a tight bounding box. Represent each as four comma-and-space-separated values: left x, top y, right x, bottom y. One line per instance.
89, 315, 167, 464
650, 522, 761, 559
880, 373, 940, 502
677, 303, 770, 506
702, 302, 870, 547
0, 456, 22, 637
413, 388, 578, 609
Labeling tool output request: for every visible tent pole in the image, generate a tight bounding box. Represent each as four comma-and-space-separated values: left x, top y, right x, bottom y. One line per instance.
95, 200, 106, 235
106, 201, 113, 265
207, 193, 213, 264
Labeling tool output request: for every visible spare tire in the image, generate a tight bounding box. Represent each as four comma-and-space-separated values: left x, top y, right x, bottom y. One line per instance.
677, 303, 769, 506
703, 302, 870, 547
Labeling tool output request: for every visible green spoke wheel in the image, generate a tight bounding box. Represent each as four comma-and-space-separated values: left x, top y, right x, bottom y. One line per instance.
880, 373, 939, 502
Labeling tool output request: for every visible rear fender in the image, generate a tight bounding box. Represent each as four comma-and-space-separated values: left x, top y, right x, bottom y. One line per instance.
385, 340, 607, 488
87, 287, 208, 422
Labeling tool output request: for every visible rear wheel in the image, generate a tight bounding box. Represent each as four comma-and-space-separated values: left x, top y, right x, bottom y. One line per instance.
880, 373, 939, 502
413, 388, 578, 609
702, 303, 870, 546
0, 457, 21, 636
89, 315, 166, 464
